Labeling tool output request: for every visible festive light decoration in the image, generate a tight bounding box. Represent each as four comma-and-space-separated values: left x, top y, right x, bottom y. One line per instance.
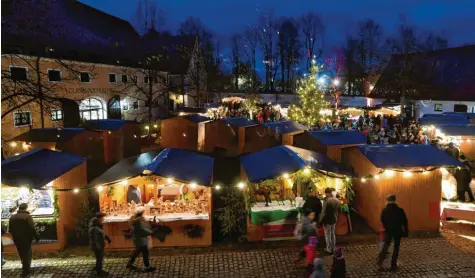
215, 185, 221, 190
282, 173, 290, 179
384, 170, 395, 178
97, 186, 104, 193
73, 188, 79, 194
120, 180, 128, 186
288, 61, 329, 127
190, 182, 197, 189
9, 142, 17, 148
167, 178, 174, 184
237, 182, 245, 189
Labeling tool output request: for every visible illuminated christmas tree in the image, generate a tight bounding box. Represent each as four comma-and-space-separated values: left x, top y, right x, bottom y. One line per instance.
288, 61, 329, 127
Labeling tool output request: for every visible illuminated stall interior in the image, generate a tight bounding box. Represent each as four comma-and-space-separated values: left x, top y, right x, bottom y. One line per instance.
342, 144, 464, 232
1, 148, 88, 252
90, 148, 215, 249
240, 145, 354, 241
426, 124, 475, 160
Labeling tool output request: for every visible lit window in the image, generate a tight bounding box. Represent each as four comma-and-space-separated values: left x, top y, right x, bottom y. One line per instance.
51, 110, 63, 121
48, 69, 61, 82
121, 74, 128, 83
434, 103, 443, 112
10, 66, 27, 81
109, 73, 116, 83
13, 111, 32, 127
122, 103, 129, 111
80, 72, 91, 83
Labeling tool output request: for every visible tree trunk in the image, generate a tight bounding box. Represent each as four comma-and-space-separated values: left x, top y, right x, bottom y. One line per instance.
36, 57, 45, 128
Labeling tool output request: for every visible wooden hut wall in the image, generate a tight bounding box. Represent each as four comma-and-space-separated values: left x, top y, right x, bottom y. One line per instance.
160, 117, 199, 151
103, 130, 123, 165
293, 133, 326, 153
53, 161, 88, 248
342, 147, 442, 232
27, 142, 57, 151
242, 125, 280, 154
197, 122, 206, 152
204, 121, 240, 156
459, 137, 475, 160
326, 144, 361, 162
122, 123, 141, 158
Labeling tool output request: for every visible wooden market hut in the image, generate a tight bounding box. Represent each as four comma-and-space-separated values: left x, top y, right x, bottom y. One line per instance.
1, 148, 88, 252
89, 148, 214, 249
342, 144, 462, 233
160, 115, 212, 152
293, 130, 367, 162
240, 145, 353, 241
82, 119, 141, 166
242, 120, 307, 154
443, 112, 475, 124
203, 117, 258, 156
437, 125, 475, 160
419, 114, 470, 126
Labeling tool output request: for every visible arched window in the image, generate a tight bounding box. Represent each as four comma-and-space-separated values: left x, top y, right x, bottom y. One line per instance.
79, 98, 105, 120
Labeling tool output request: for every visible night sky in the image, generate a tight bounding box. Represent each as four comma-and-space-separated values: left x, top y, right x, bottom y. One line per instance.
81, 0, 475, 48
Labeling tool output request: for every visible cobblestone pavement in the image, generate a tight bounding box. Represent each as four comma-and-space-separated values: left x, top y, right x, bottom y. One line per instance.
2, 238, 475, 277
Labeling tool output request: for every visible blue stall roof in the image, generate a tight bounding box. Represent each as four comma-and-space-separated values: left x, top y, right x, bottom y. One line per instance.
308, 130, 367, 145
83, 119, 137, 130
437, 125, 475, 136
443, 112, 475, 119
357, 144, 462, 169
146, 148, 214, 186
240, 145, 353, 183
1, 148, 86, 189
222, 117, 258, 127
182, 115, 211, 123
262, 121, 307, 134
10, 128, 87, 143
419, 117, 470, 126
89, 151, 161, 186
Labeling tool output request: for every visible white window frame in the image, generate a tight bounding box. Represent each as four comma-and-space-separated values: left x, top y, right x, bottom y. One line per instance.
47, 68, 62, 82
121, 74, 128, 83
79, 72, 92, 83
13, 111, 32, 127
51, 109, 63, 121
109, 73, 117, 83
122, 102, 129, 111
9, 65, 28, 81
434, 103, 443, 112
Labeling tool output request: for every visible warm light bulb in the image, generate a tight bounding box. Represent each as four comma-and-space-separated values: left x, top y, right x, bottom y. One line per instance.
153, 125, 158, 128
384, 170, 395, 178
422, 170, 429, 175
183, 133, 187, 137
440, 167, 448, 174
167, 178, 174, 184
145, 125, 150, 130
361, 178, 367, 183
374, 174, 380, 180
345, 177, 350, 182
190, 182, 197, 189
73, 188, 79, 194
237, 182, 245, 189
403, 171, 412, 178
282, 173, 289, 179
303, 167, 310, 174
215, 185, 221, 190
120, 180, 128, 186
97, 186, 104, 192
10, 142, 17, 148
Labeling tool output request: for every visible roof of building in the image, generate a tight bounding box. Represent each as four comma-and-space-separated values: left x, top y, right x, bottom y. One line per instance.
240, 145, 353, 183
436, 125, 475, 136
10, 128, 88, 143
443, 112, 475, 119
307, 130, 367, 146
262, 121, 307, 134
88, 151, 160, 186
357, 144, 462, 169
1, 148, 86, 189
419, 116, 470, 126
146, 148, 214, 186
222, 118, 258, 127
82, 119, 137, 130
370, 45, 475, 101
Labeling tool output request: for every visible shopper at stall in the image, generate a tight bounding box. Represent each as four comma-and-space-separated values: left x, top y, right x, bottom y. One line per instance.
8, 203, 39, 277
127, 185, 142, 204
455, 161, 475, 203
320, 188, 340, 254
88, 212, 111, 276
445, 143, 460, 158
126, 208, 156, 272
180, 185, 195, 201
377, 194, 408, 271
302, 190, 323, 223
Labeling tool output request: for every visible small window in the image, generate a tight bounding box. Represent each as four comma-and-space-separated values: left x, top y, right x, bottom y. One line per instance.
153, 76, 158, 83
132, 101, 139, 110
10, 66, 27, 81
80, 72, 91, 83
454, 104, 468, 113
144, 76, 149, 84
434, 103, 443, 112
132, 76, 138, 83
109, 73, 117, 83
13, 111, 32, 127
48, 69, 61, 82
121, 74, 128, 83
122, 103, 129, 111
51, 110, 63, 121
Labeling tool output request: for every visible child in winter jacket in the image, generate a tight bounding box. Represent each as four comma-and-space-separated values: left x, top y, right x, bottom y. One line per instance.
330, 247, 346, 278
310, 258, 325, 278
304, 236, 318, 276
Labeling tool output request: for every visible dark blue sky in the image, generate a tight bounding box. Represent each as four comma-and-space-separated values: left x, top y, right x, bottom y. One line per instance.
81, 0, 475, 48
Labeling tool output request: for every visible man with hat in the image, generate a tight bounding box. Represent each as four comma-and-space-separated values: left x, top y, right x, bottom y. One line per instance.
126, 208, 156, 272
377, 194, 408, 271
88, 212, 111, 276
9, 203, 40, 277
319, 187, 341, 254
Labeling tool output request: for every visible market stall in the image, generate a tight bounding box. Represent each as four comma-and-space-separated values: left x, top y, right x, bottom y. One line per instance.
342, 144, 462, 232
428, 125, 475, 160
160, 115, 212, 152
1, 148, 88, 252
89, 148, 214, 249
419, 114, 470, 126
366, 104, 401, 117
338, 107, 365, 119
240, 145, 354, 241
293, 130, 367, 162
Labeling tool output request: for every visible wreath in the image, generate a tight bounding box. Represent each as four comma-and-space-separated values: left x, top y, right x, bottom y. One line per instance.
183, 224, 204, 238
151, 224, 172, 242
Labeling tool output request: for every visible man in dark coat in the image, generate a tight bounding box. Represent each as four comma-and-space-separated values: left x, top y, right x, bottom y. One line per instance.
377, 195, 408, 271
9, 203, 40, 277
88, 212, 111, 276
445, 143, 460, 159
455, 161, 475, 202
302, 190, 323, 223
319, 188, 341, 254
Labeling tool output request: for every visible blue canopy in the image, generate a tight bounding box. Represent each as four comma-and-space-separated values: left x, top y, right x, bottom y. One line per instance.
437, 125, 475, 136
262, 120, 307, 134
10, 128, 87, 143
443, 112, 475, 119
308, 130, 367, 145
240, 145, 353, 183
222, 117, 258, 127
357, 144, 463, 169
89, 151, 161, 186
182, 115, 211, 123
1, 148, 86, 189
419, 116, 470, 126
146, 148, 214, 186
83, 119, 137, 130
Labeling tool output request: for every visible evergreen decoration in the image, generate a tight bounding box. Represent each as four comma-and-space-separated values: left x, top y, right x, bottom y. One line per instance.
152, 224, 172, 242
216, 186, 250, 241
183, 224, 204, 238
72, 200, 94, 245
52, 188, 60, 220
106, 185, 115, 197
288, 61, 329, 127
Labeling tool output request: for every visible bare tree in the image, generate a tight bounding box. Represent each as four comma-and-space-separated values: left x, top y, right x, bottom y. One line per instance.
278, 18, 300, 92
241, 26, 259, 89
256, 9, 280, 91
133, 0, 166, 35
343, 37, 362, 96
300, 12, 325, 71
231, 35, 242, 90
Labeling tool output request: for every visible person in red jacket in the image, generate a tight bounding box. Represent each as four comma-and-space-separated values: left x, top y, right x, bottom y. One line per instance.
304, 236, 318, 276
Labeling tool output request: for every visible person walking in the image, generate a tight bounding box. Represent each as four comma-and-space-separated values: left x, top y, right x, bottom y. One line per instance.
126, 208, 156, 272
455, 161, 475, 203
330, 247, 346, 278
319, 188, 340, 254
310, 258, 325, 278
8, 203, 39, 277
377, 195, 408, 271
88, 212, 111, 276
